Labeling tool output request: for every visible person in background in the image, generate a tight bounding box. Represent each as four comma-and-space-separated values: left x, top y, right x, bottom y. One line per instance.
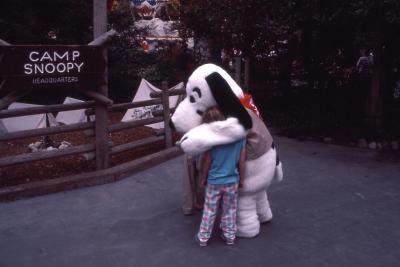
354, 47, 373, 129
356, 47, 373, 74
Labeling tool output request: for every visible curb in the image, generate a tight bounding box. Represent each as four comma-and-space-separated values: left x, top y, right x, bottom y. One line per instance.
0, 146, 183, 202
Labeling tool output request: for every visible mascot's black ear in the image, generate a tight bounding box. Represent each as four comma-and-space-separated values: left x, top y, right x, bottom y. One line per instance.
205, 72, 252, 130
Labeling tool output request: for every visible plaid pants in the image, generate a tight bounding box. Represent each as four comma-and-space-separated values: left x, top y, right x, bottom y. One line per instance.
197, 183, 238, 242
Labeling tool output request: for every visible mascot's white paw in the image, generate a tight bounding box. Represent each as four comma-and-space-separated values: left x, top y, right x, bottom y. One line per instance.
178, 118, 247, 156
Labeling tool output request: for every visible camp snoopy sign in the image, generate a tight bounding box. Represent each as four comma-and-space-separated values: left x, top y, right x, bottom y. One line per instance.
0, 45, 106, 90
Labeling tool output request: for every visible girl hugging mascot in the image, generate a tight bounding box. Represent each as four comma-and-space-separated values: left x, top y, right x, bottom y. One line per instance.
170, 63, 283, 238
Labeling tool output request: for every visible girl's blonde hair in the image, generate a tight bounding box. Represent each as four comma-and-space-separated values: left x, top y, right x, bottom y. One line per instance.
202, 106, 225, 123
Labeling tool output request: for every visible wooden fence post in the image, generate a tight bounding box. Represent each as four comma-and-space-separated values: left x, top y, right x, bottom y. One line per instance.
161, 81, 172, 148
93, 45, 110, 170
93, 0, 107, 39
94, 97, 109, 169
93, 0, 109, 169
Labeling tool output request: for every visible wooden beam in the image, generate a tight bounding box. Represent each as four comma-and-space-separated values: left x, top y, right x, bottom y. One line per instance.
0, 147, 183, 202
0, 144, 95, 167
0, 121, 94, 142
109, 98, 162, 111
94, 101, 109, 169
0, 90, 30, 110
82, 136, 162, 160
91, 0, 109, 170
149, 88, 186, 98
152, 107, 176, 117
108, 117, 164, 133
0, 38, 10, 46
88, 29, 117, 46
83, 116, 165, 137
83, 141, 114, 161
154, 128, 165, 136
93, 0, 107, 39
161, 81, 172, 148
111, 135, 164, 155
79, 90, 113, 106
0, 101, 94, 119
85, 98, 163, 116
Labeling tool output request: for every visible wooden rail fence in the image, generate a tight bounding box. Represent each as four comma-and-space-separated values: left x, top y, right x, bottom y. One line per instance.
0, 85, 185, 169
0, 84, 185, 201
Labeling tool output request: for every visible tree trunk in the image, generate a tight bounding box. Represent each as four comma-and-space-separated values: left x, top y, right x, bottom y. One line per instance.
366, 60, 383, 127
365, 14, 385, 128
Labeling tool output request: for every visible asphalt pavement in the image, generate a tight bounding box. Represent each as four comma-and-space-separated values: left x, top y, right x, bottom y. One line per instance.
1, 136, 399, 267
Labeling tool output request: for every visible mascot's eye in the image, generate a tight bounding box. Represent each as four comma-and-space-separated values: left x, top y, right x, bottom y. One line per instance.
196, 110, 204, 116
193, 87, 202, 98
189, 87, 202, 103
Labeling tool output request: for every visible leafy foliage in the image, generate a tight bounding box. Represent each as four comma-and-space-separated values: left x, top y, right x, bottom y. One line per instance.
0, 0, 92, 44
107, 0, 192, 103
179, 0, 400, 61
179, 0, 400, 139
107, 1, 170, 102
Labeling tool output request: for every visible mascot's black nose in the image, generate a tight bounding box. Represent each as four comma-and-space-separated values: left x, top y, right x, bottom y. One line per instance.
169, 120, 175, 131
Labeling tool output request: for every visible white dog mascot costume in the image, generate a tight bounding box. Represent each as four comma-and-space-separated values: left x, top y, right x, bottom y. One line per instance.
170, 63, 283, 238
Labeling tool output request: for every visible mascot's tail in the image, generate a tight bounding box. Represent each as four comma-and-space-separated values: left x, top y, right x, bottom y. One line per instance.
275, 160, 283, 182
273, 143, 283, 182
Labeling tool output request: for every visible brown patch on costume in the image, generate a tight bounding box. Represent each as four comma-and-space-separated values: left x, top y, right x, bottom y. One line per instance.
245, 109, 273, 160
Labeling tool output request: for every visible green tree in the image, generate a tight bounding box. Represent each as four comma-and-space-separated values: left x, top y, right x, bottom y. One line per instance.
0, 0, 92, 44
179, 0, 400, 137
179, 0, 400, 69
349, 0, 400, 127
180, 0, 276, 60
108, 0, 183, 102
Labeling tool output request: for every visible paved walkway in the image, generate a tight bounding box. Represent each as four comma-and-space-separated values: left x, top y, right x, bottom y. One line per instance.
1, 136, 400, 267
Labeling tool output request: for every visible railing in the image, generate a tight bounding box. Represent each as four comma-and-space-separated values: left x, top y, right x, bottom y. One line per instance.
0, 84, 185, 169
